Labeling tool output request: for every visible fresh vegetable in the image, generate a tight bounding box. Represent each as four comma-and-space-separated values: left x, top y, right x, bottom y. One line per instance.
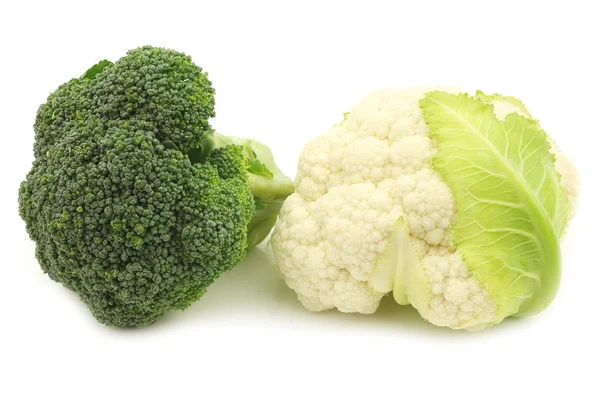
19, 46, 293, 327
268, 86, 580, 330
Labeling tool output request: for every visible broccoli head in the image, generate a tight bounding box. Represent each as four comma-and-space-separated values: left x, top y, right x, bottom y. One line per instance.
19, 46, 293, 327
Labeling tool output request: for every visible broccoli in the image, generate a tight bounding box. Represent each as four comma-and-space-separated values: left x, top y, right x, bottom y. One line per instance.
18, 46, 293, 327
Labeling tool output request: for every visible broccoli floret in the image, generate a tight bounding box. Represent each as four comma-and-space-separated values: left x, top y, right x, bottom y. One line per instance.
88, 47, 215, 153
33, 73, 94, 157
19, 46, 292, 327
195, 131, 295, 248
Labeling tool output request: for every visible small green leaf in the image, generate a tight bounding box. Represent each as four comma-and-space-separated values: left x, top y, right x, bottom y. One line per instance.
254, 198, 268, 211
247, 159, 274, 179
81, 60, 113, 80
162, 140, 178, 150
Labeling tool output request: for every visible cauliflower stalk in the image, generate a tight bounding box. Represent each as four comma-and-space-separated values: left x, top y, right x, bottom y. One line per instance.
269, 86, 580, 330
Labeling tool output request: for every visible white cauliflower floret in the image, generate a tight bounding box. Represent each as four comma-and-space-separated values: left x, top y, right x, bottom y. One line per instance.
274, 182, 405, 313
422, 252, 496, 330
270, 86, 579, 330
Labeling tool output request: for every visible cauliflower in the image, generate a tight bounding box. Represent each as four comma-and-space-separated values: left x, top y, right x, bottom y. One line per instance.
269, 86, 580, 330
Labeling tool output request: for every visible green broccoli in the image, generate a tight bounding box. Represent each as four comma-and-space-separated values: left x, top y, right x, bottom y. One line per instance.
18, 46, 293, 327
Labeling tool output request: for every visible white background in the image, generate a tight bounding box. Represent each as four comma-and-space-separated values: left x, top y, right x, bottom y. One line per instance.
1, 1, 598, 399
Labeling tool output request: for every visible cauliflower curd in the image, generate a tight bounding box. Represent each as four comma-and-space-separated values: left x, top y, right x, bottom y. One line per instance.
269, 86, 579, 330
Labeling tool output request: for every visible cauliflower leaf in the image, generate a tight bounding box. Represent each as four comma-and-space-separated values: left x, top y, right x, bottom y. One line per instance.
420, 91, 570, 319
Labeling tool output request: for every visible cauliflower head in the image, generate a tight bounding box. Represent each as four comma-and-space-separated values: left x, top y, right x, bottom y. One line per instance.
269, 86, 580, 330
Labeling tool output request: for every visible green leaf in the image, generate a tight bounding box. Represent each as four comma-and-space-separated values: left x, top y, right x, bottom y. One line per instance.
369, 216, 425, 308
247, 159, 274, 179
420, 91, 569, 320
81, 60, 113, 80
254, 198, 268, 210
162, 140, 179, 150
475, 90, 533, 118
